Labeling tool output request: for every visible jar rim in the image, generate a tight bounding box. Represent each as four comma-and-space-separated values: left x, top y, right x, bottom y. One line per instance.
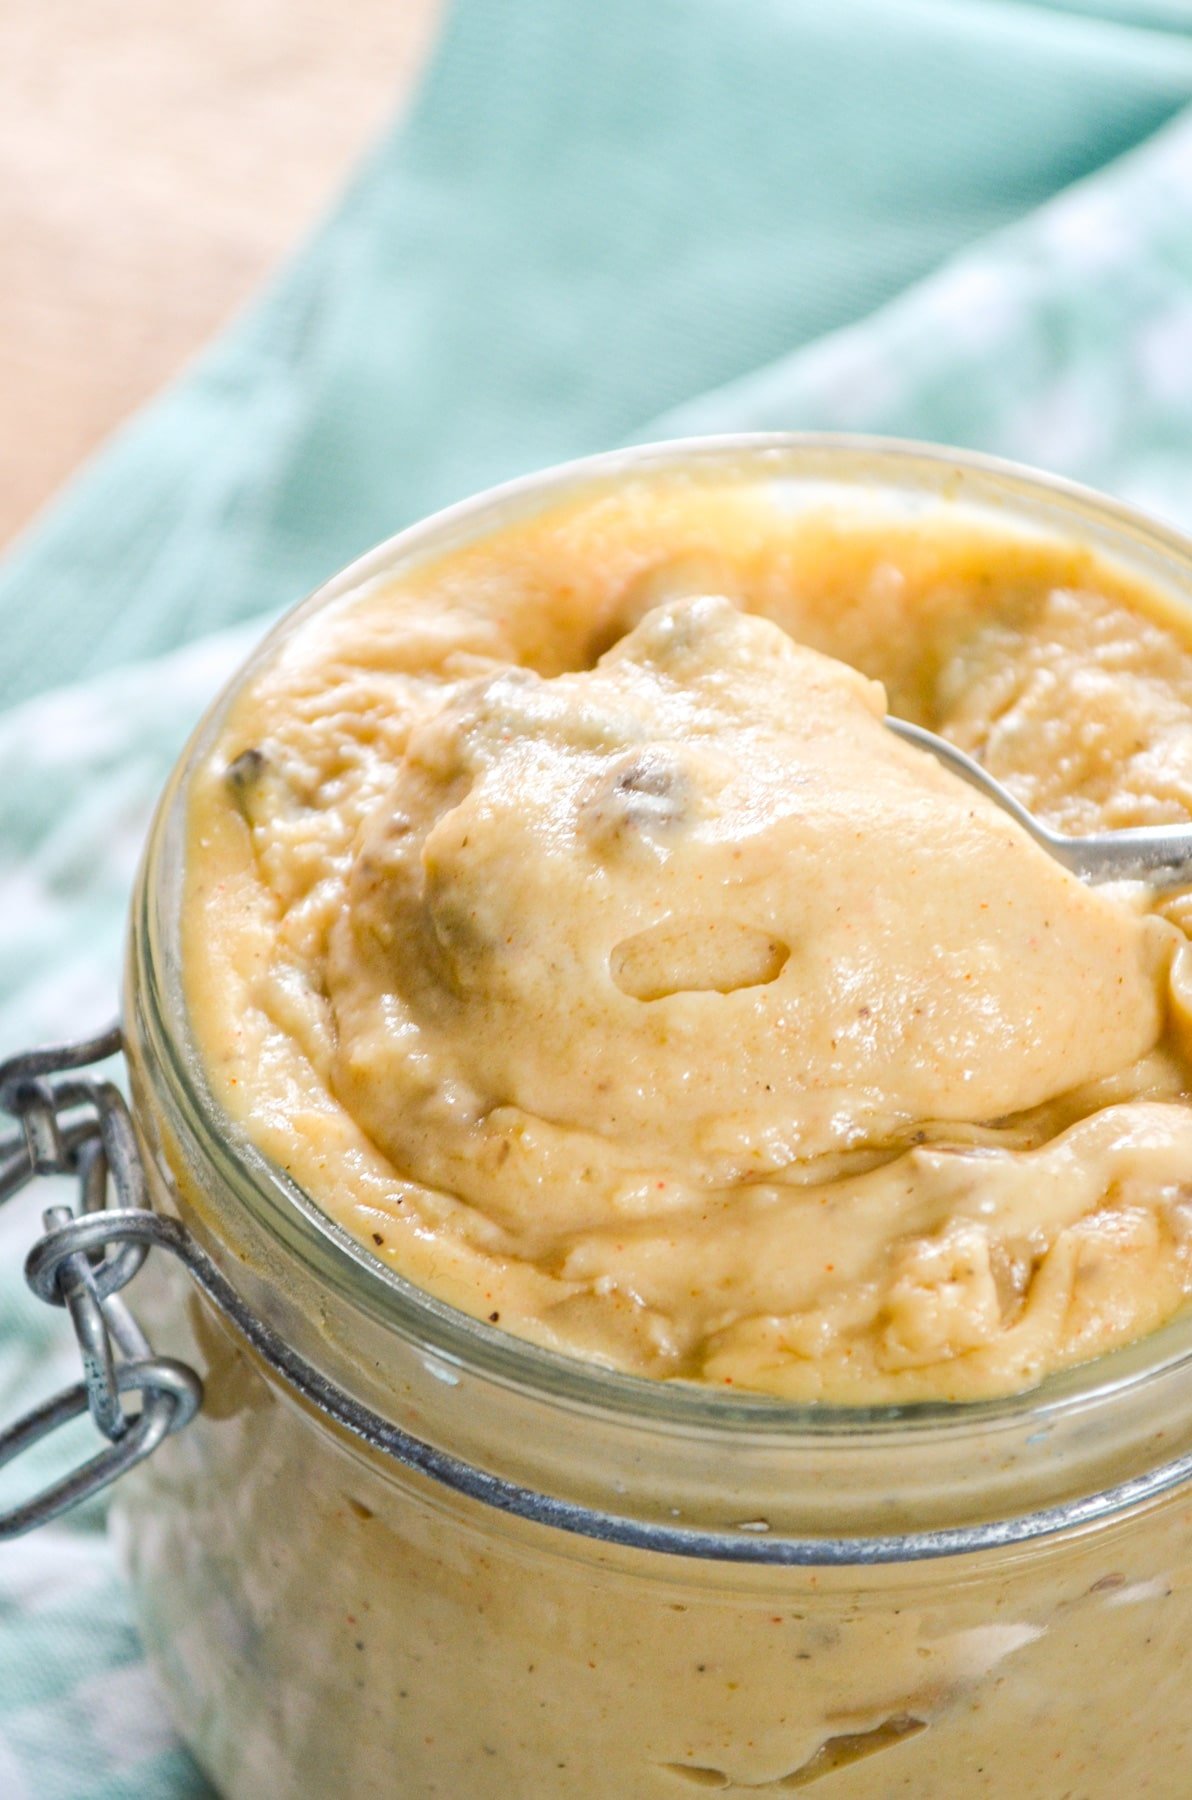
132, 429, 1192, 1445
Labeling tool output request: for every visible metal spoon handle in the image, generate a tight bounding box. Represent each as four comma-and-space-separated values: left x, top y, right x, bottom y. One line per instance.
885, 716, 1192, 890
1042, 826, 1192, 887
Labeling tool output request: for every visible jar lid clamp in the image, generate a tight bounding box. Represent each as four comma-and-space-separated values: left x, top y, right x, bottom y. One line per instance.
0, 1026, 200, 1536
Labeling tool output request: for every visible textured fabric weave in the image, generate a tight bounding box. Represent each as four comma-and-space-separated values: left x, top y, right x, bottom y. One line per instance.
3, 0, 1192, 1791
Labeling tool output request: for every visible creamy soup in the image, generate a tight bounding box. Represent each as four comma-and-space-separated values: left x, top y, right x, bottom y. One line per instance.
183, 471, 1192, 1401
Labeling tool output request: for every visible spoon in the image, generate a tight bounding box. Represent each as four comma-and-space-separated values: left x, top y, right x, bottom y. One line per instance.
885, 716, 1192, 888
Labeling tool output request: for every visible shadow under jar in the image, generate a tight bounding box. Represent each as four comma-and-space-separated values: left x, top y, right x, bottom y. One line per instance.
113, 437, 1192, 1798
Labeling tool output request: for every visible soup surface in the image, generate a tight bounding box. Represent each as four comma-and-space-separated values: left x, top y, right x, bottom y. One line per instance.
184, 470, 1192, 1400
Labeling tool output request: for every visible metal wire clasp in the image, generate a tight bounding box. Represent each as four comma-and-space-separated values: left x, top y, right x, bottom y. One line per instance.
0, 1026, 202, 1538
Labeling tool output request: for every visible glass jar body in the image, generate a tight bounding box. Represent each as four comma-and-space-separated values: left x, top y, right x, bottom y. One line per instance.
113, 437, 1192, 1798
113, 1248, 1192, 1798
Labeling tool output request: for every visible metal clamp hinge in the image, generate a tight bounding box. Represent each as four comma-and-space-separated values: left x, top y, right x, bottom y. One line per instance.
0, 1026, 202, 1538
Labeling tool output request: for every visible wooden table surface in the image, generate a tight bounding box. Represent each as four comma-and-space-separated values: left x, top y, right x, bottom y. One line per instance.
1, 0, 443, 550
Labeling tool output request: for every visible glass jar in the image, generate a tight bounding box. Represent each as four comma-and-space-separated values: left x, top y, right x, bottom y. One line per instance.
47, 437, 1192, 1796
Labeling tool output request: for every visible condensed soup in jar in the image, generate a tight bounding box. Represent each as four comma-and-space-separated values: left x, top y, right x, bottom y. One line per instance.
9, 437, 1192, 1797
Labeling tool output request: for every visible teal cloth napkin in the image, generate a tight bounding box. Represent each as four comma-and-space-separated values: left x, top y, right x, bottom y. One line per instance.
4, 0, 1192, 1793
5, 0, 1192, 708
